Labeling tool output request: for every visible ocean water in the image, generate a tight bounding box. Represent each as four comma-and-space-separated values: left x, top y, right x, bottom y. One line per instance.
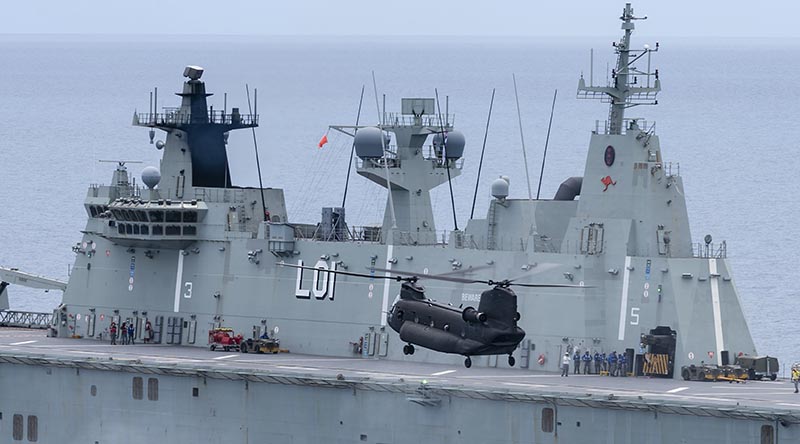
0, 35, 797, 371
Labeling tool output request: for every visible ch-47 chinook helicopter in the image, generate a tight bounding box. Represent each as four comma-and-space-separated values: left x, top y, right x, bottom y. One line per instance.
280, 262, 583, 368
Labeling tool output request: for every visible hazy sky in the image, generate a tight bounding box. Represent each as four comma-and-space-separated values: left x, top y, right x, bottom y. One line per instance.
3, 0, 799, 38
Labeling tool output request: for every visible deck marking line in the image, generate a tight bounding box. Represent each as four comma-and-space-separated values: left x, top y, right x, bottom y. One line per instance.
778, 403, 800, 407
709, 259, 724, 365
173, 250, 186, 313
9, 340, 37, 346
617, 256, 632, 340
431, 369, 457, 376
380, 244, 394, 327
212, 354, 237, 360
666, 386, 689, 394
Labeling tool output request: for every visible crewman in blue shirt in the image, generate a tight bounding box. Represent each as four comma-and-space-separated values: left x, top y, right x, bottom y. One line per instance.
608, 351, 618, 376
619, 353, 628, 377
573, 350, 581, 375
593, 352, 602, 374
582, 351, 592, 374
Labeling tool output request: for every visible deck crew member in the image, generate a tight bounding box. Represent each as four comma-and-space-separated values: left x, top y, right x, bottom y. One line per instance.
792, 366, 800, 393
608, 351, 618, 376
619, 352, 627, 377
121, 322, 128, 345
594, 352, 602, 374
561, 353, 570, 377
573, 350, 581, 375
109, 322, 117, 345
582, 351, 592, 374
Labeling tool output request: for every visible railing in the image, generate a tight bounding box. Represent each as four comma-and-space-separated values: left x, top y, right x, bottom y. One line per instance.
694, 241, 727, 259
594, 119, 655, 135
135, 109, 258, 127
194, 187, 246, 203
381, 112, 455, 128
0, 310, 53, 329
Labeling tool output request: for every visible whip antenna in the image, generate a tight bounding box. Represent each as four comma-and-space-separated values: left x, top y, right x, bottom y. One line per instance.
536, 89, 557, 200
470, 88, 495, 220
246, 84, 268, 222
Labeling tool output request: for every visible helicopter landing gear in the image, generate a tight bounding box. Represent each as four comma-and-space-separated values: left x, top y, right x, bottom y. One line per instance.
403, 344, 415, 355
464, 356, 472, 368
508, 355, 516, 367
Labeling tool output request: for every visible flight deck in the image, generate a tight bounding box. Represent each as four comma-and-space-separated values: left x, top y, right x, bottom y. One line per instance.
2, 327, 799, 425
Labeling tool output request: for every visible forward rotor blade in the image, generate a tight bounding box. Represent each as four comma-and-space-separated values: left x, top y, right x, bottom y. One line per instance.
279, 262, 411, 282
510, 282, 589, 289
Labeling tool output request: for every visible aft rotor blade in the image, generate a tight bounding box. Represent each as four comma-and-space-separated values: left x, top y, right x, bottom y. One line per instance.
279, 262, 412, 282
368, 267, 491, 285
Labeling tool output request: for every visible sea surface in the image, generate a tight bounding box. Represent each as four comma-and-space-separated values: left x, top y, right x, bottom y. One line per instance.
0, 35, 798, 372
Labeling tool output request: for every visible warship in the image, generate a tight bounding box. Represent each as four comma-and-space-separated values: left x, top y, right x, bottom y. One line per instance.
1, 3, 797, 443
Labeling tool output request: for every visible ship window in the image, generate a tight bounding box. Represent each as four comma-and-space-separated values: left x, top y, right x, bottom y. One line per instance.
153, 225, 163, 236
118, 224, 126, 235
541, 407, 554, 433
183, 226, 197, 236
761, 425, 774, 444
133, 225, 140, 235
125, 210, 136, 221
183, 211, 198, 223
90, 385, 97, 396
192, 387, 199, 397
149, 211, 164, 222
132, 376, 143, 400
141, 225, 149, 235
166, 225, 181, 236
90, 206, 98, 217
26, 415, 37, 442
147, 378, 159, 401
136, 211, 148, 222
12, 414, 22, 441
166, 211, 181, 223
125, 224, 133, 235
112, 210, 123, 220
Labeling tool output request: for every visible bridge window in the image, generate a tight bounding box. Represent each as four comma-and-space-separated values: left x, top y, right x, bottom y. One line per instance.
133, 225, 140, 235
183, 226, 197, 236
132, 376, 143, 400
761, 425, 774, 444
26, 415, 37, 442
140, 225, 149, 235
149, 211, 164, 223
12, 414, 22, 441
184, 211, 198, 223
153, 225, 163, 235
89, 206, 98, 217
147, 378, 159, 401
118, 224, 125, 235
166, 211, 181, 223
165, 225, 181, 236
136, 211, 148, 222
125, 224, 133, 235
541, 407, 554, 433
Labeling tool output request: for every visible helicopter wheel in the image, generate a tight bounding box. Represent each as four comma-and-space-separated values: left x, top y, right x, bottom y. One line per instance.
403, 344, 415, 355
508, 355, 516, 367
464, 356, 472, 368
513, 312, 521, 322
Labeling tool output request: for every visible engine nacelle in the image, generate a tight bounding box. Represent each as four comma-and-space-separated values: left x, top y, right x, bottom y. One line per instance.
462, 307, 487, 323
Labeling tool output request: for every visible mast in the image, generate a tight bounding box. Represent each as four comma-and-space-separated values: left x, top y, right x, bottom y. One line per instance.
577, 3, 660, 134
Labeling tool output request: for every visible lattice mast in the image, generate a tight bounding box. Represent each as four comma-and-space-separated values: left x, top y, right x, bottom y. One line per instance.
577, 3, 660, 135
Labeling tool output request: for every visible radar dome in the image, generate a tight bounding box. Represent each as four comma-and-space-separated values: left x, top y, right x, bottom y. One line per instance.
141, 166, 161, 189
444, 130, 465, 159
491, 177, 509, 200
354, 127, 387, 159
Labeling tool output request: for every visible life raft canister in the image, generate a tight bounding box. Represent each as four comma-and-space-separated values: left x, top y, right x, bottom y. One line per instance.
538, 354, 546, 365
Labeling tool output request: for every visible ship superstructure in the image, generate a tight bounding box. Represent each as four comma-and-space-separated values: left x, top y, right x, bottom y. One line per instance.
1, 4, 793, 444
41, 4, 756, 378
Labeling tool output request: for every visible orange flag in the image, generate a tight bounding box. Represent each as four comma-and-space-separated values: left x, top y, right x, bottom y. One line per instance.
318, 134, 329, 148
